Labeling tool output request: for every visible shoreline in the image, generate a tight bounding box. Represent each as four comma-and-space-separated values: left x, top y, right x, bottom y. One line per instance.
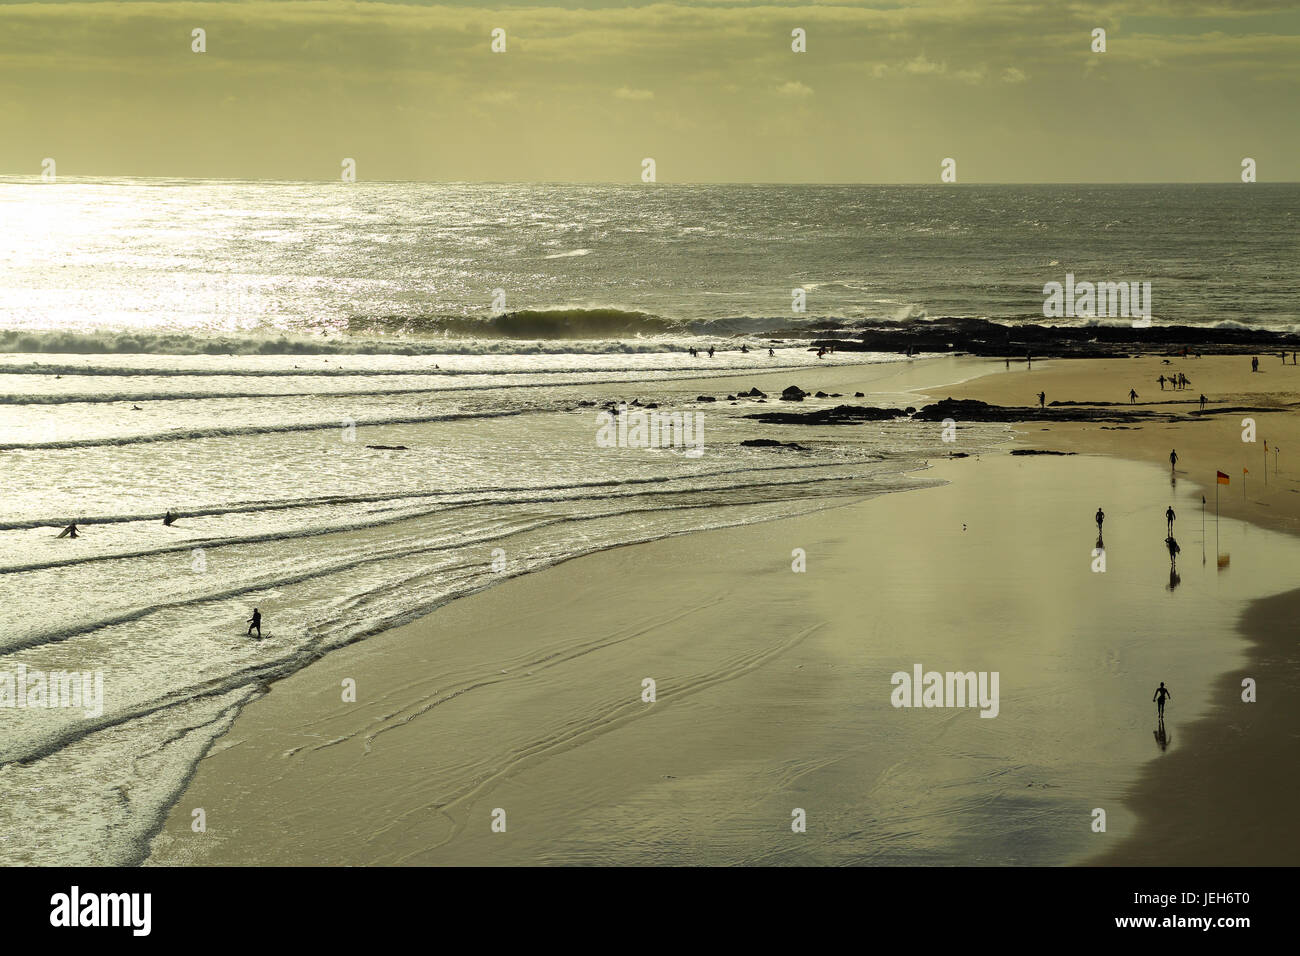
943, 356, 1300, 865
140, 354, 1300, 866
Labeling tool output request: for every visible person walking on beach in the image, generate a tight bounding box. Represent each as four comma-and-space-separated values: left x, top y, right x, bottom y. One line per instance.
1153, 682, 1171, 718
1129, 388, 1139, 404
1157, 374, 1166, 391
247, 608, 262, 639
1252, 356, 1259, 373
1169, 448, 1178, 472
768, 348, 774, 357
1198, 394, 1207, 411
1165, 505, 1176, 536
1165, 535, 1180, 565
1095, 507, 1105, 533
1037, 391, 1046, 409
57, 521, 80, 539
707, 346, 715, 359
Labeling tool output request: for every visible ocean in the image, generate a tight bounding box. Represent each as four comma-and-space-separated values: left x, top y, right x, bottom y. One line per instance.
0, 180, 1295, 864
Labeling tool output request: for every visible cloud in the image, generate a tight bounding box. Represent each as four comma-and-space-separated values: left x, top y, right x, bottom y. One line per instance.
904, 55, 946, 76
775, 80, 813, 97
613, 87, 654, 100
1001, 67, 1027, 83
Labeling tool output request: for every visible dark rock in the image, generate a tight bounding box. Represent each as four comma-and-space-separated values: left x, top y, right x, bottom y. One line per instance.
781, 386, 806, 402
855, 392, 865, 398
696, 395, 717, 402
747, 405, 908, 425
1010, 449, 1076, 456
366, 445, 409, 450
814, 391, 829, 398
741, 438, 805, 450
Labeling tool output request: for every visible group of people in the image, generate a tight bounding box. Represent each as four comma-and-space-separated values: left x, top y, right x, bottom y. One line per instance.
1157, 372, 1192, 390
59, 510, 177, 538
1094, 505, 1176, 723
686, 345, 777, 358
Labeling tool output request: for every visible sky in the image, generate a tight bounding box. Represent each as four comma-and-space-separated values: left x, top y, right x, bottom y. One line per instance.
1, 0, 1297, 182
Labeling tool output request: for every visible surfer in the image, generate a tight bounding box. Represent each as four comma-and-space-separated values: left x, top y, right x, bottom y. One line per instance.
707, 346, 715, 358
163, 510, 176, 526
1037, 391, 1045, 409
57, 522, 80, 539
1129, 388, 1138, 404
1198, 394, 1207, 411
1095, 507, 1105, 533
1152, 682, 1171, 718
1165, 505, 1176, 535
768, 348, 774, 357
247, 608, 262, 639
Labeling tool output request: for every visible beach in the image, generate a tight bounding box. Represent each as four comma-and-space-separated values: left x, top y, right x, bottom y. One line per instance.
142, 354, 1300, 866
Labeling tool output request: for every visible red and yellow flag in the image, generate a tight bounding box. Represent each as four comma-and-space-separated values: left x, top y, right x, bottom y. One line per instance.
1217, 471, 1230, 484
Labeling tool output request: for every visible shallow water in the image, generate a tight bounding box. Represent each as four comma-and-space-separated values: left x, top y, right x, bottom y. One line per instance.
0, 351, 1007, 864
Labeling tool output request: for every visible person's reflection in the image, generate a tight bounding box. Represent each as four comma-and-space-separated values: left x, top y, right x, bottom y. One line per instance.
1095, 532, 1104, 552
1167, 565, 1181, 591
1153, 717, 1170, 752
1169, 473, 1177, 491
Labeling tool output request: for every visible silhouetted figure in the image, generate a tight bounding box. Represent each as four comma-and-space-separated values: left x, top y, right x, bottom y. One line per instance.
1198, 394, 1207, 411
1166, 505, 1176, 536
1157, 375, 1166, 391
163, 510, 176, 526
768, 348, 774, 357
1169, 448, 1178, 472
707, 346, 715, 358
817, 348, 825, 359
57, 522, 80, 539
1129, 388, 1138, 404
1166, 535, 1180, 565
1037, 391, 1045, 409
1153, 681, 1171, 717
1095, 507, 1105, 533
1005, 357, 1010, 369
1252, 356, 1259, 372
1026, 350, 1032, 367
1167, 565, 1181, 592
247, 608, 262, 639
740, 344, 749, 354
1179, 373, 1189, 389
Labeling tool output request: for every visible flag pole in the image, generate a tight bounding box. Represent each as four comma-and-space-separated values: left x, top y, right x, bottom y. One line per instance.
1215, 478, 1220, 555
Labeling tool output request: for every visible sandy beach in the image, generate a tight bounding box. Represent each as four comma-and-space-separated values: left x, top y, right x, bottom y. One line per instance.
945, 354, 1300, 865
143, 354, 1300, 866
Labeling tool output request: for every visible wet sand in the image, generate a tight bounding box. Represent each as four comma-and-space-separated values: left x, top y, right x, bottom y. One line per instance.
945, 354, 1300, 865
144, 363, 1300, 864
